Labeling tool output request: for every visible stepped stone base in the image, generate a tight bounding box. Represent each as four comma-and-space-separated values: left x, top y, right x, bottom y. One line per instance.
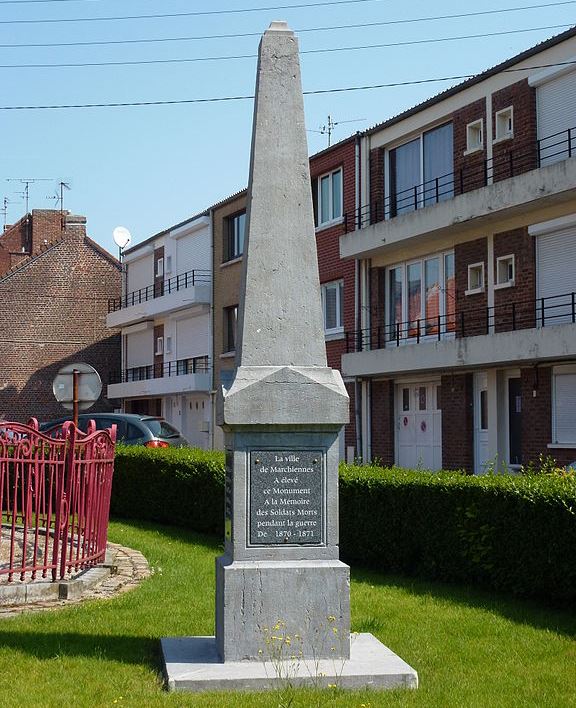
161, 633, 418, 693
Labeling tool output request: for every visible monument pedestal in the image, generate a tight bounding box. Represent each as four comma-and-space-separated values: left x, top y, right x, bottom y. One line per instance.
162, 634, 418, 693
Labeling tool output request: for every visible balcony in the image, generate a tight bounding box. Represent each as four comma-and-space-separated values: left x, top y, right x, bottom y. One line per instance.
107, 356, 211, 399
341, 127, 576, 260
106, 269, 211, 328
342, 291, 576, 378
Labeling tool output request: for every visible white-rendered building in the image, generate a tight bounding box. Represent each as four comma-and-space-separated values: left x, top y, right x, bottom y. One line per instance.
107, 213, 212, 448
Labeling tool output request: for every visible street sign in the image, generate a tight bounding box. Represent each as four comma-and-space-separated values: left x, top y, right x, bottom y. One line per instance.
53, 362, 102, 412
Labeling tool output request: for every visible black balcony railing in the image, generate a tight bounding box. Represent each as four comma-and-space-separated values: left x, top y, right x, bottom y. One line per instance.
112, 356, 210, 383
108, 269, 211, 312
344, 125, 576, 233
346, 291, 576, 353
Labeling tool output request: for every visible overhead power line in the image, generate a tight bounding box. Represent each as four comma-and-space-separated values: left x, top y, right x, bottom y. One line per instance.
0, 25, 569, 69
0, 0, 388, 21
0, 60, 575, 111
0, 1, 572, 37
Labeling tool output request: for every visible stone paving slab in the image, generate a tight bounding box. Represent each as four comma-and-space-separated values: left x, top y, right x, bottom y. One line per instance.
0, 543, 150, 618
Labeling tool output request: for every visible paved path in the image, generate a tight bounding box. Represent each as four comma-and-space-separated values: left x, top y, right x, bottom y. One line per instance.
0, 542, 150, 618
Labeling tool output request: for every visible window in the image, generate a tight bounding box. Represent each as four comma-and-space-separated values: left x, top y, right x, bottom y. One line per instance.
224, 211, 246, 262
165, 336, 172, 354
495, 106, 513, 141
466, 263, 485, 295
156, 257, 164, 278
466, 119, 484, 153
315, 169, 343, 226
495, 254, 515, 287
155, 336, 164, 355
224, 305, 238, 353
553, 370, 576, 444
402, 388, 410, 411
321, 280, 344, 334
165, 255, 172, 274
387, 252, 455, 341
389, 123, 454, 216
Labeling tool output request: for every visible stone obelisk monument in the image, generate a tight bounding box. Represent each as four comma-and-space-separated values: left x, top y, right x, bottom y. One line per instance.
161, 21, 417, 692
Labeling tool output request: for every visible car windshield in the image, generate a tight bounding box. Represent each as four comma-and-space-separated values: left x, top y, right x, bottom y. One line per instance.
143, 419, 181, 439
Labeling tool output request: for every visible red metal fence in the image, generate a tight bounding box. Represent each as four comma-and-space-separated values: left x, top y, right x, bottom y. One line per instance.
0, 418, 116, 583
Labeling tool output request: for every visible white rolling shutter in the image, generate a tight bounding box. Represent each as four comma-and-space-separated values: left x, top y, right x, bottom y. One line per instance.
126, 329, 154, 368
536, 70, 576, 165
175, 315, 209, 359
176, 230, 211, 276
126, 255, 153, 294
554, 373, 576, 444
536, 228, 576, 325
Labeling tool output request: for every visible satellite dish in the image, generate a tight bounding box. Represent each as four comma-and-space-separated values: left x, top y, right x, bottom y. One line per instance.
113, 226, 131, 250
53, 362, 102, 411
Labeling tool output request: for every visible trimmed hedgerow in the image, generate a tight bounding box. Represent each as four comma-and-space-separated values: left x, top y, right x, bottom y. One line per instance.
109, 448, 576, 602
339, 465, 576, 602
111, 445, 225, 535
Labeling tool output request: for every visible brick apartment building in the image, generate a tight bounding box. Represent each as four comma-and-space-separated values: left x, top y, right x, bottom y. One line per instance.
340, 27, 576, 472
0, 209, 121, 422
106, 212, 212, 448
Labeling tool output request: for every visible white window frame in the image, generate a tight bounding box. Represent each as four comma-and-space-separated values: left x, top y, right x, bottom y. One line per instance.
550, 365, 576, 447
385, 250, 456, 342
465, 119, 484, 154
466, 262, 485, 295
321, 279, 344, 336
494, 106, 514, 143
164, 335, 172, 354
317, 168, 343, 227
165, 255, 172, 274
155, 336, 164, 355
495, 254, 515, 289
156, 257, 164, 278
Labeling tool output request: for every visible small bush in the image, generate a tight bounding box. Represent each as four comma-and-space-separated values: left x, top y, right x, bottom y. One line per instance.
109, 448, 576, 602
111, 445, 225, 535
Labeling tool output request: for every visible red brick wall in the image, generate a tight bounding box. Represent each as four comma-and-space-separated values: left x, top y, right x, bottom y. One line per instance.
368, 266, 386, 349
0, 210, 65, 274
153, 324, 164, 378
310, 138, 357, 446
370, 379, 394, 466
0, 219, 121, 422
493, 227, 535, 331
492, 79, 537, 182
153, 246, 165, 296
521, 366, 576, 468
369, 147, 385, 224
453, 98, 487, 194
455, 237, 488, 337
440, 373, 474, 471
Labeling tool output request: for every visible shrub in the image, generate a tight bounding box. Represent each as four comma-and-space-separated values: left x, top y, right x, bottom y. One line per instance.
110, 448, 576, 602
339, 464, 576, 602
111, 445, 225, 535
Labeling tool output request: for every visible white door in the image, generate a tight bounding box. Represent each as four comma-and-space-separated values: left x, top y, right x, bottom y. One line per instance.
396, 382, 442, 471
474, 372, 490, 474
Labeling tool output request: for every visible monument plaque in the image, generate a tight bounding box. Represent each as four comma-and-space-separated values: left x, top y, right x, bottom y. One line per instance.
249, 450, 324, 545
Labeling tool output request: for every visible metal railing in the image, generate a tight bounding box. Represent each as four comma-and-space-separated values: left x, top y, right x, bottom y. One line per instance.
346, 291, 576, 353
117, 355, 210, 383
344, 125, 576, 233
0, 418, 116, 583
108, 269, 211, 312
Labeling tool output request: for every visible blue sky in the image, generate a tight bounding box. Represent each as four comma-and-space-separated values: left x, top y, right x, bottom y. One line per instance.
1, 0, 574, 253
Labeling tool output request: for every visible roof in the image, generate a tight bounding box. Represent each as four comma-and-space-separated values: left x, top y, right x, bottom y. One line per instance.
122, 208, 210, 256
364, 25, 576, 137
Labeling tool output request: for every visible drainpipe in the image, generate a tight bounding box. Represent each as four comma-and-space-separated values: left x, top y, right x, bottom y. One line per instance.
208, 209, 216, 450
354, 132, 363, 461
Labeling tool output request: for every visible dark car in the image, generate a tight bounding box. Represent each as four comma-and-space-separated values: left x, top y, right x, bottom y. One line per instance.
39, 413, 189, 448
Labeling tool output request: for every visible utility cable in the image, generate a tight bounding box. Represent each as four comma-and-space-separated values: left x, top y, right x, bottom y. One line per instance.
1, 60, 575, 110
0, 25, 568, 69
0, 0, 572, 25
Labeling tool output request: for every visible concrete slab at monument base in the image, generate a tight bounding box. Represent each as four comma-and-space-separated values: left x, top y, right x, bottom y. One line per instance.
161, 633, 418, 693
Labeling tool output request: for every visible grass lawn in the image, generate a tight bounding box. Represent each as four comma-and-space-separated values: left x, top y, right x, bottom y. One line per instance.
0, 519, 574, 708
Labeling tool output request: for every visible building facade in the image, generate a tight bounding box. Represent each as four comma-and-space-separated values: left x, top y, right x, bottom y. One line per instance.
0, 210, 121, 422
340, 28, 576, 472
106, 213, 212, 448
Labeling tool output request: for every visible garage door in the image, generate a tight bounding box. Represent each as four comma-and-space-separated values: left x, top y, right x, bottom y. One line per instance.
537, 227, 576, 326
396, 382, 442, 471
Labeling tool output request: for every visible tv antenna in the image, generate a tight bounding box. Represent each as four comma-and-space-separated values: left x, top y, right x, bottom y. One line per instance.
6, 177, 53, 214
46, 181, 71, 229
1, 196, 22, 231
310, 115, 366, 147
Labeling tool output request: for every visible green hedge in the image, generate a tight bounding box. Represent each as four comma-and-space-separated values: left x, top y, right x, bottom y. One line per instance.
110, 447, 576, 602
